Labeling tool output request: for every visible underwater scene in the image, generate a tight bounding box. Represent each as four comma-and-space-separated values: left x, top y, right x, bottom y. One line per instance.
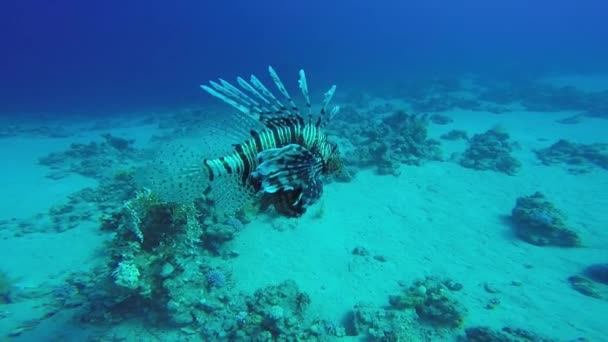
1, 1, 607, 341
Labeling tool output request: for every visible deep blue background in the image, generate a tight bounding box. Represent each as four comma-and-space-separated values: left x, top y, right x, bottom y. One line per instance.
1, 0, 607, 115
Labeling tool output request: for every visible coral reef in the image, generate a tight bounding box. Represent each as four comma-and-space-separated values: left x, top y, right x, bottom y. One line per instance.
351, 303, 433, 341
479, 82, 584, 112
510, 192, 581, 247
192, 279, 338, 340
379, 111, 442, 165
460, 326, 560, 342
478, 80, 608, 118
3, 169, 138, 237
38, 133, 142, 180
53, 171, 138, 232
347, 275, 468, 340
388, 276, 466, 328
441, 129, 469, 141
238, 280, 322, 339
535, 139, 608, 174
205, 269, 227, 289
112, 261, 141, 290
386, 77, 486, 113
201, 221, 241, 255
0, 270, 91, 337
429, 114, 454, 125
333, 109, 442, 175
459, 127, 521, 175
0, 122, 74, 139
72, 188, 341, 341
95, 189, 214, 323
413, 95, 483, 113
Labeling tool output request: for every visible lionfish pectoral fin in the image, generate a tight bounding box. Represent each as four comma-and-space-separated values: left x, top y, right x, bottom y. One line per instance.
300, 176, 323, 206
251, 143, 322, 193
250, 143, 324, 216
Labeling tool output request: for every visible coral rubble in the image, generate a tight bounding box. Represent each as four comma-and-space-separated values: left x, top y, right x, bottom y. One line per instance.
511, 192, 581, 247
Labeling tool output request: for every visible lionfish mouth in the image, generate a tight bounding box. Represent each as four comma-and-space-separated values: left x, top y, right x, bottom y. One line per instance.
325, 155, 344, 176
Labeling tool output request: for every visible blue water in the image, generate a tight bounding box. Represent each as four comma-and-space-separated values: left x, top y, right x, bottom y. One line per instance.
1, 0, 607, 116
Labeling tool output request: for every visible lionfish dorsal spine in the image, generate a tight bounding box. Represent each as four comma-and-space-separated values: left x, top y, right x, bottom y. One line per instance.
268, 66, 299, 114
298, 69, 312, 120
249, 74, 286, 114
202, 66, 340, 128
218, 78, 261, 109
233, 77, 282, 119
200, 83, 252, 117
202, 79, 269, 122
237, 77, 274, 108
330, 105, 340, 120
209, 80, 257, 113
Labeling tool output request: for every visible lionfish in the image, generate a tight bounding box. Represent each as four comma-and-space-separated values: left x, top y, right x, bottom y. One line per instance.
198, 66, 343, 217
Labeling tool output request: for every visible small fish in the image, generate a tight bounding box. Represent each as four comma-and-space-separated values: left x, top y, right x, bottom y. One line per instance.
200, 66, 343, 216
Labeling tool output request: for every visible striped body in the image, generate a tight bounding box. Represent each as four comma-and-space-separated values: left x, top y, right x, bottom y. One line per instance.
203, 119, 333, 186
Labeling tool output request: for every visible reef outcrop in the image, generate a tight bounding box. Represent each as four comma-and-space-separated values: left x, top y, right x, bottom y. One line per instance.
460, 127, 521, 175
535, 139, 608, 174
511, 192, 581, 247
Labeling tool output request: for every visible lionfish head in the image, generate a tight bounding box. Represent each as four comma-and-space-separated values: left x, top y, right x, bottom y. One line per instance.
322, 141, 343, 175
